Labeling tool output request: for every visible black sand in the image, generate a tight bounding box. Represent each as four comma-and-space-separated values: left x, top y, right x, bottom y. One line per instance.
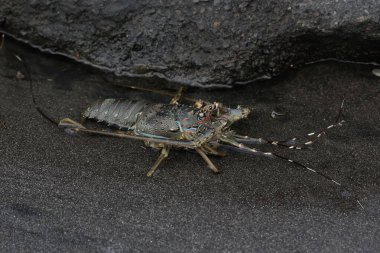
0, 40, 379, 252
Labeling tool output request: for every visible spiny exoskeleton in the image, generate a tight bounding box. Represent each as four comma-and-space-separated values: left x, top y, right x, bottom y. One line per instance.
10, 51, 363, 209
64, 87, 362, 208
59, 86, 347, 186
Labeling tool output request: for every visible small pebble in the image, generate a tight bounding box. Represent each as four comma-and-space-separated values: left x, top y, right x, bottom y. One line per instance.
271, 110, 285, 119
372, 68, 380, 77
16, 71, 25, 80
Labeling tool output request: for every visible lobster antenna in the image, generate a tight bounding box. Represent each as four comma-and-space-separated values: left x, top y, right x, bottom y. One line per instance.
108, 80, 204, 103
219, 137, 364, 209
126, 85, 198, 102
14, 54, 59, 126
234, 98, 346, 150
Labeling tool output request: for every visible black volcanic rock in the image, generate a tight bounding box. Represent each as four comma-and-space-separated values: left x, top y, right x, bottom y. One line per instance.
1, 0, 380, 87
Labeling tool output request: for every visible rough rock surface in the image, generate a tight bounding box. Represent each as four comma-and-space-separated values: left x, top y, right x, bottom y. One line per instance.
1, 0, 380, 87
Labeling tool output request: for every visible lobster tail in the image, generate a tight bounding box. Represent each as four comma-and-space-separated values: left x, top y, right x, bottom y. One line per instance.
83, 99, 149, 130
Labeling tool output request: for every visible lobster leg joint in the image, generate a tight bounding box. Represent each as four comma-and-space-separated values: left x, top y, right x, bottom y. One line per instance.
195, 147, 219, 173
147, 146, 170, 177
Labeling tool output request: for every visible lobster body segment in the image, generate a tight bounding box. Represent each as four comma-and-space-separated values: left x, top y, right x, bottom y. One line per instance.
82, 98, 243, 142
134, 103, 199, 140
83, 99, 149, 130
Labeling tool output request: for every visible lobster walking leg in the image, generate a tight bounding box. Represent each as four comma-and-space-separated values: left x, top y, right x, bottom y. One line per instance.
203, 145, 226, 157
147, 146, 170, 177
58, 118, 198, 148
195, 147, 219, 173
170, 86, 185, 105
59, 118, 86, 130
